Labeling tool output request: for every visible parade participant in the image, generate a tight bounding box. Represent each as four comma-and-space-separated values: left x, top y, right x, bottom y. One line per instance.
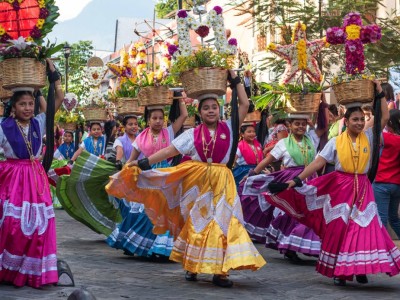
267, 81, 400, 286
54, 131, 75, 160
0, 59, 64, 287
106, 71, 266, 288
372, 109, 400, 238
107, 114, 174, 258
233, 123, 263, 189
382, 82, 397, 110
242, 111, 327, 260
69, 122, 106, 163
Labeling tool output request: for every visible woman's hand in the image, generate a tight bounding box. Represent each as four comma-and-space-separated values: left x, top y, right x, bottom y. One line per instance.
46, 58, 56, 72
286, 180, 296, 189
127, 160, 138, 167
373, 79, 383, 93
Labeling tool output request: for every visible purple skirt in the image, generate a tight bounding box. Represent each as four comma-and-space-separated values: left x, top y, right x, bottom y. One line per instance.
242, 167, 321, 255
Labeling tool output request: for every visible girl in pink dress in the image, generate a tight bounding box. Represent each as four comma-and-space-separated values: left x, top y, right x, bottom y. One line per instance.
0, 60, 64, 288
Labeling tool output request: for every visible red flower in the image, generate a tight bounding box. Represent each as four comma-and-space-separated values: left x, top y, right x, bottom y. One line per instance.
195, 25, 210, 38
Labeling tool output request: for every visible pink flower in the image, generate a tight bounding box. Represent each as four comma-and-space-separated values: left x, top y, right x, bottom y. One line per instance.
39, 8, 50, 19
177, 10, 188, 18
343, 12, 362, 27
326, 27, 346, 45
213, 6, 223, 15
228, 38, 238, 46
30, 26, 42, 38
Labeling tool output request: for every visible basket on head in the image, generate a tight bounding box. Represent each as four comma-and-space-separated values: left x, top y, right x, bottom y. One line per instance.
59, 122, 77, 131
1, 58, 46, 90
87, 57, 104, 68
183, 115, 196, 127
243, 110, 261, 123
137, 85, 173, 107
332, 79, 374, 105
284, 93, 321, 113
0, 78, 13, 100
117, 98, 145, 116
180, 67, 228, 99
82, 107, 108, 122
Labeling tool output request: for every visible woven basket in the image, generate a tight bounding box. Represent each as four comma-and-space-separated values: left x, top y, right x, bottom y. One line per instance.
244, 111, 261, 123
0, 78, 13, 100
82, 107, 108, 121
1, 58, 46, 90
137, 86, 173, 107
0, 102, 4, 117
59, 122, 77, 131
180, 68, 228, 99
117, 98, 145, 115
285, 93, 321, 113
332, 80, 374, 105
183, 115, 196, 127
87, 57, 104, 67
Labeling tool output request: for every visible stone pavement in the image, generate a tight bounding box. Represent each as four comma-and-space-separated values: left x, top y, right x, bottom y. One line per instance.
1, 210, 400, 300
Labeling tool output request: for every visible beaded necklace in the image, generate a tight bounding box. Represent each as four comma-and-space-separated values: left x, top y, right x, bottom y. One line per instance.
291, 134, 309, 166
202, 124, 218, 164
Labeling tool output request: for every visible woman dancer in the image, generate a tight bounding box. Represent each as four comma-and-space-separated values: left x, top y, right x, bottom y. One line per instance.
0, 60, 64, 287
242, 112, 327, 260
106, 71, 266, 288
267, 82, 400, 285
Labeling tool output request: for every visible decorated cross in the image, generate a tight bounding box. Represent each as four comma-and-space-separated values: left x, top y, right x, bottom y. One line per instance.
326, 12, 381, 75
266, 22, 326, 84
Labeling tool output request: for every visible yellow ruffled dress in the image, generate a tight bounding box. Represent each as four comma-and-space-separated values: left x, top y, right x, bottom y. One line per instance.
106, 160, 266, 275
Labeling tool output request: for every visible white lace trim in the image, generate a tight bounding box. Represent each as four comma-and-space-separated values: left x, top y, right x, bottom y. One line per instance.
242, 175, 274, 212
0, 250, 57, 276
0, 200, 55, 236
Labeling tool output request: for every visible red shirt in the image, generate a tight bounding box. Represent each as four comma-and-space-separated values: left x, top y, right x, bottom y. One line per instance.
375, 132, 400, 185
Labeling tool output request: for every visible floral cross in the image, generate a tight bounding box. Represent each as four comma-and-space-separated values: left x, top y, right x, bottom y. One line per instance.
326, 12, 381, 75
266, 22, 326, 84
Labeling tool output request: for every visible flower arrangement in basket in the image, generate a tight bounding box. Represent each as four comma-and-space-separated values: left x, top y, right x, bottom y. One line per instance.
0, 38, 63, 90
326, 12, 381, 106
82, 56, 111, 121
183, 96, 198, 127
0, 0, 60, 91
136, 40, 175, 108
264, 21, 327, 114
55, 93, 84, 131
170, 6, 238, 99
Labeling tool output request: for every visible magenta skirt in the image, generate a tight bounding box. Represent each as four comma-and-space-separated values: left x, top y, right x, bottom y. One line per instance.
266, 171, 400, 279
0, 159, 58, 288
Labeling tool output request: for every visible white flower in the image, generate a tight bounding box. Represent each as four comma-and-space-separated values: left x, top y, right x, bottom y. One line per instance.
8, 36, 36, 50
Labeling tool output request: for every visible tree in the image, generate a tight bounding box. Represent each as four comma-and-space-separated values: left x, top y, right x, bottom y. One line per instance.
232, 0, 400, 82
155, 0, 198, 19
56, 40, 94, 102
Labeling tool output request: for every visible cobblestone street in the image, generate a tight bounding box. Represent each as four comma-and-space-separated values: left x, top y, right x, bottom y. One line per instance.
1, 209, 399, 300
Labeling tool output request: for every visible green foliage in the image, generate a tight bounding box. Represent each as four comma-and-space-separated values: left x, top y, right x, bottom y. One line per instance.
155, 0, 196, 18
55, 40, 94, 103
170, 47, 235, 81
0, 39, 63, 62
112, 80, 139, 98
232, 0, 400, 82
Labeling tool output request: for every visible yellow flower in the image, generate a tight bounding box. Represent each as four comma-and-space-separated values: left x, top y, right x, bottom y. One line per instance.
266, 43, 276, 51
296, 39, 307, 70
7, 0, 13, 3
156, 70, 163, 80
322, 37, 330, 48
38, 0, 45, 8
0, 26, 5, 36
345, 24, 361, 40
26, 36, 34, 42
37, 19, 45, 29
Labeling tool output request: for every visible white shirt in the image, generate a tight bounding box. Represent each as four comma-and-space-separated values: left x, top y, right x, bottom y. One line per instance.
269, 130, 320, 167
172, 120, 233, 164
0, 113, 46, 159
318, 128, 373, 174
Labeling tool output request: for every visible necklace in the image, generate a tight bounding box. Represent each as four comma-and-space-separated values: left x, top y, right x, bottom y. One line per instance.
291, 134, 309, 166
15, 119, 46, 195
65, 143, 72, 160
202, 124, 218, 164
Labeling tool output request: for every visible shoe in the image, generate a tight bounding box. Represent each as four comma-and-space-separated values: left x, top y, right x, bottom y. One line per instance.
57, 259, 75, 287
212, 275, 233, 288
355, 275, 368, 284
333, 277, 346, 286
284, 251, 302, 263
185, 271, 197, 282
